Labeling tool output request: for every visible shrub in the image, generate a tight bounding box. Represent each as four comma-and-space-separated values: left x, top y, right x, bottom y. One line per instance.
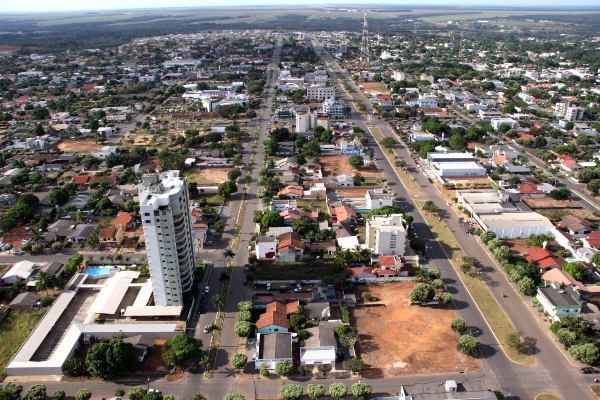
223, 393, 245, 400
52, 391, 66, 400
329, 383, 348, 400
236, 310, 252, 322
75, 389, 92, 400
237, 301, 252, 311
343, 357, 365, 373
275, 360, 293, 376
259, 364, 270, 377
457, 334, 479, 355
280, 384, 303, 400
231, 353, 248, 370
22, 384, 46, 400
307, 384, 326, 400
451, 318, 467, 334
569, 343, 600, 365
340, 304, 350, 323
351, 383, 372, 400
234, 321, 253, 337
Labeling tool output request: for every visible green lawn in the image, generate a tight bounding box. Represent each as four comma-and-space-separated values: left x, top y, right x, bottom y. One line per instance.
535, 394, 561, 400
296, 199, 328, 213
0, 309, 46, 372
254, 262, 341, 281
193, 192, 224, 205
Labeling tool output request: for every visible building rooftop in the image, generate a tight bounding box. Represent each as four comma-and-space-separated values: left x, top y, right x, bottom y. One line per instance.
478, 212, 553, 229
259, 333, 292, 360
539, 286, 581, 307
139, 170, 186, 209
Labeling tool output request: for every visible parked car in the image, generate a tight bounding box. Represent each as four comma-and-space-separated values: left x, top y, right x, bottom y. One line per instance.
581, 367, 597, 374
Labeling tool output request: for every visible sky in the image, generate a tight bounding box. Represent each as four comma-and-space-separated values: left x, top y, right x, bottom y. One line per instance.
3, 0, 600, 13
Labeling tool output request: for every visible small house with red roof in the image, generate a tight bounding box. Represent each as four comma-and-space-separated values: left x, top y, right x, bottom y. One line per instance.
557, 154, 579, 172
349, 267, 376, 281
256, 301, 300, 334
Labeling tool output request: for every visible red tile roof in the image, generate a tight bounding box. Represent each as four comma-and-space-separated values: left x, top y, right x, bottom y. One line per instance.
525, 247, 553, 263
538, 256, 564, 270
255, 301, 300, 329
114, 211, 133, 228
72, 175, 91, 185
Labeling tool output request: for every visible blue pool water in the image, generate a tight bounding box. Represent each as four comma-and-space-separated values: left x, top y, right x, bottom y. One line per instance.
83, 267, 112, 277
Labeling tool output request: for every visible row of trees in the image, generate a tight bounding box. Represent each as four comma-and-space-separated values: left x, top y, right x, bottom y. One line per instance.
550, 317, 600, 365
450, 318, 479, 356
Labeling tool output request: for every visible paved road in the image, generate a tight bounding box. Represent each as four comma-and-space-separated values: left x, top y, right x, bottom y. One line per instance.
313, 37, 593, 400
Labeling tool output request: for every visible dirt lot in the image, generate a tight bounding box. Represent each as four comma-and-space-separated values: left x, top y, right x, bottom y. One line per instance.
320, 155, 382, 178
1, 225, 32, 248
58, 139, 103, 153
361, 82, 389, 95
185, 168, 232, 185
354, 283, 478, 376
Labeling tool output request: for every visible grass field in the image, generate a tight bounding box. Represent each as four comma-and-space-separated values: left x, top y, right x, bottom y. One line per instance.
0, 309, 46, 372
254, 261, 341, 281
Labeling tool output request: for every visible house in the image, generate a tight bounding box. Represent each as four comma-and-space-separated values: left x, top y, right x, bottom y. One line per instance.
114, 211, 135, 231
336, 174, 354, 187
300, 322, 339, 367
99, 225, 123, 247
269, 199, 297, 212
536, 286, 582, 321
9, 292, 39, 310
122, 335, 154, 363
333, 205, 356, 224
256, 236, 277, 260
2, 260, 35, 284
559, 215, 593, 237
0, 193, 17, 208
304, 302, 331, 321
255, 333, 293, 371
377, 255, 411, 277
278, 185, 304, 199
365, 189, 394, 210
266, 226, 294, 238
280, 209, 303, 226
349, 267, 376, 281
366, 214, 407, 256
525, 247, 564, 271
256, 301, 300, 334
277, 232, 305, 263
38, 262, 64, 279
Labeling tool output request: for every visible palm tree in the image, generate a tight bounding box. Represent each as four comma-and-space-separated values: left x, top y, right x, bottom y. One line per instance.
212, 294, 225, 312
224, 249, 235, 265
36, 271, 51, 296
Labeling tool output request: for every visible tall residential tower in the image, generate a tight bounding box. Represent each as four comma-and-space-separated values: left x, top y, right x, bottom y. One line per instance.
139, 171, 195, 306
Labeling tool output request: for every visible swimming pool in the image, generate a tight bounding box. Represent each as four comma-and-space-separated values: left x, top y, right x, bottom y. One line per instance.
83, 266, 113, 277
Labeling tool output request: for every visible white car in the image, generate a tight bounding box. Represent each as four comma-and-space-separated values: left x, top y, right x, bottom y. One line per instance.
204, 286, 210, 293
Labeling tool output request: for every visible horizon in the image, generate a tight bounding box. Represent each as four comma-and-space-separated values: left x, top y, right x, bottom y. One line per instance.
4, 0, 600, 13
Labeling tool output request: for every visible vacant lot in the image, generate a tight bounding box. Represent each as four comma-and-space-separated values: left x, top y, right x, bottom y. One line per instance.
354, 283, 478, 376
58, 138, 102, 153
1, 225, 32, 248
186, 168, 231, 185
0, 310, 45, 372
320, 155, 382, 178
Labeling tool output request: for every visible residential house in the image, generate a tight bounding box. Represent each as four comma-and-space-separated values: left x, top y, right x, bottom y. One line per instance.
304, 302, 332, 321
256, 301, 300, 335
377, 255, 412, 277
266, 226, 294, 238
280, 209, 303, 226
365, 189, 394, 210
278, 185, 304, 199
1, 260, 35, 284
300, 322, 339, 367
0, 193, 17, 208
256, 236, 277, 260
559, 215, 593, 237
277, 232, 305, 262
99, 225, 123, 247
333, 205, 356, 224
255, 333, 293, 371
536, 286, 582, 321
269, 199, 297, 212
9, 292, 39, 310
525, 247, 564, 272
336, 174, 354, 187
349, 267, 376, 281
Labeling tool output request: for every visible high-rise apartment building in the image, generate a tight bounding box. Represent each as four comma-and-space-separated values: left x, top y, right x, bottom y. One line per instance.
139, 171, 195, 306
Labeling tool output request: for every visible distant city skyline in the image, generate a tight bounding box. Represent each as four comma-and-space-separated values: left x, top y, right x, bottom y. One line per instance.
4, 0, 600, 13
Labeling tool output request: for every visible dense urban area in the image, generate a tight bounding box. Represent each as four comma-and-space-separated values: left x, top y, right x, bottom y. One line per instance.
0, 4, 598, 400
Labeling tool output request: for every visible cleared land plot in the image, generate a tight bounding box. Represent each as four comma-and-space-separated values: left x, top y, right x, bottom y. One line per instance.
185, 168, 232, 185
320, 155, 382, 178
1, 225, 32, 248
58, 139, 102, 153
254, 262, 340, 281
0, 310, 45, 372
361, 82, 389, 95
354, 283, 478, 376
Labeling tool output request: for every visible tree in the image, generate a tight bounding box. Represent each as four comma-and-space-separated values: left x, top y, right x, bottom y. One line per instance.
409, 283, 435, 304
569, 343, 600, 365
351, 383, 372, 400
236, 310, 251, 322
52, 390, 66, 400
549, 188, 571, 200
162, 334, 202, 368
62, 356, 87, 376
492, 245, 511, 261
223, 393, 245, 400
348, 155, 364, 169
506, 333, 522, 350
218, 180, 238, 199
75, 389, 92, 400
451, 318, 467, 334
231, 353, 248, 370
144, 390, 163, 400
275, 360, 293, 376
260, 211, 284, 228
234, 321, 253, 337
439, 292, 453, 304
280, 384, 303, 400
480, 231, 496, 244
128, 387, 148, 400
422, 200, 438, 213
381, 137, 397, 148
556, 328, 578, 347
343, 357, 365, 374
528, 234, 550, 247
307, 384, 326, 400
22, 384, 46, 400
449, 133, 466, 150
516, 276, 537, 296
460, 256, 477, 274
227, 169, 242, 181
457, 335, 479, 355
329, 383, 348, 400
562, 262, 586, 280
592, 253, 600, 267
238, 301, 252, 311
87, 337, 137, 379
212, 294, 225, 311
410, 238, 427, 253
0, 383, 23, 400
31, 108, 50, 120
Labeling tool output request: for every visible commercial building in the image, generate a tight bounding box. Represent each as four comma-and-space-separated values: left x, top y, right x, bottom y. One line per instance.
427, 152, 474, 164
366, 214, 407, 256
476, 212, 554, 239
432, 161, 487, 178
399, 379, 496, 400
306, 85, 335, 101
321, 99, 349, 119
139, 171, 195, 306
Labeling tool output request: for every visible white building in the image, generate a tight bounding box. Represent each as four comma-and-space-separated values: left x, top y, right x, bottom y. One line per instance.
306, 85, 335, 101
432, 161, 487, 178
322, 99, 348, 119
366, 214, 407, 256
256, 236, 277, 260
139, 171, 195, 306
476, 212, 554, 239
365, 189, 394, 210
565, 106, 585, 122
295, 111, 312, 133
